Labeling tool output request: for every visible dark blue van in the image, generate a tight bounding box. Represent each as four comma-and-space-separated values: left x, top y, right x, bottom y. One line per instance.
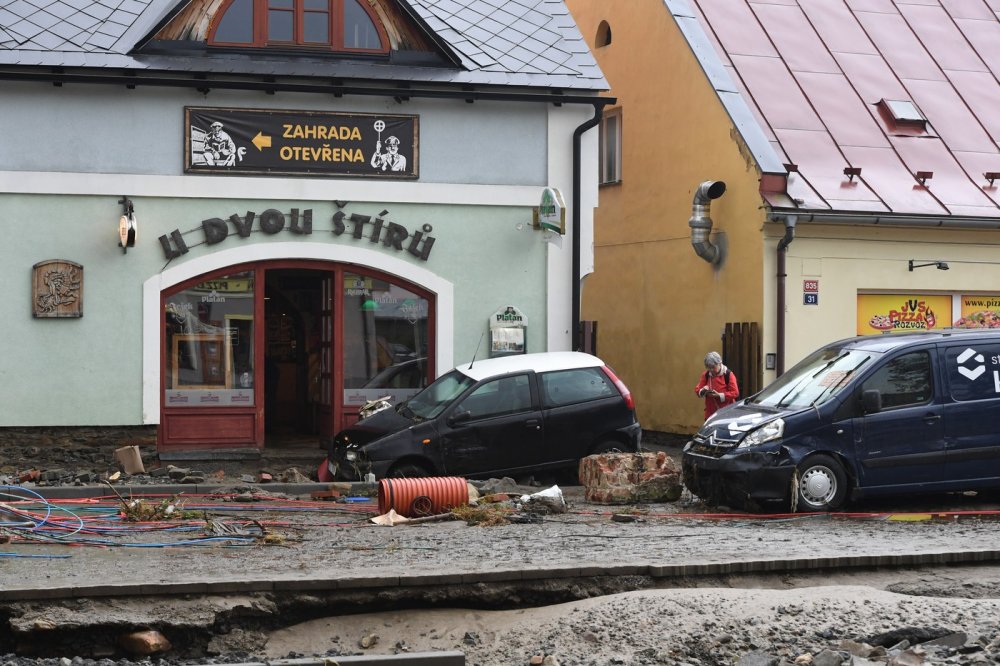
682, 329, 1000, 512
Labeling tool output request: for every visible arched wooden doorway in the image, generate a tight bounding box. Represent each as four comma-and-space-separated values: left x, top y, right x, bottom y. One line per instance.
159, 260, 435, 454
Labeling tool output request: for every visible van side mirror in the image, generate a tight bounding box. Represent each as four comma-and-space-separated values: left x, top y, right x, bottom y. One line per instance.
862, 389, 882, 414
448, 410, 472, 426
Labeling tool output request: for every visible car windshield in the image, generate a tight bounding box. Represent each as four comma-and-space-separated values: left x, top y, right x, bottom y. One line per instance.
750, 347, 879, 409
402, 369, 475, 420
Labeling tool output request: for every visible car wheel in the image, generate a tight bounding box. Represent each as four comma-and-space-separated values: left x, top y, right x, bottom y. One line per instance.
590, 439, 626, 455
794, 454, 848, 512
387, 462, 432, 478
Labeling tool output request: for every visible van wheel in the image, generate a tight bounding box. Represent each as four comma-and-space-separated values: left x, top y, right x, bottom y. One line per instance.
388, 462, 431, 478
590, 440, 625, 455
794, 454, 847, 512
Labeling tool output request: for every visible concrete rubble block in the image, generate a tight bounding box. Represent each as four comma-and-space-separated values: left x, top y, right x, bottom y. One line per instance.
118, 629, 172, 655
579, 451, 682, 505
113, 445, 145, 475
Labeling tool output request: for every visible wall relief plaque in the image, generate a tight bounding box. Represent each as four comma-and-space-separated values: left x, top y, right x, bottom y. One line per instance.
33, 260, 83, 318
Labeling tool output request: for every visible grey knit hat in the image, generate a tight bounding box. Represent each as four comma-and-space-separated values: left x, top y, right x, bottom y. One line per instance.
704, 351, 722, 368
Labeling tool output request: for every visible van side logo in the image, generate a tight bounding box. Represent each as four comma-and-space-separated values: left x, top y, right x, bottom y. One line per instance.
957, 347, 986, 380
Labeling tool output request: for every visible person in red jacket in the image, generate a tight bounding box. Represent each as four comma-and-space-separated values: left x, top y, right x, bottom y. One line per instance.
694, 351, 740, 420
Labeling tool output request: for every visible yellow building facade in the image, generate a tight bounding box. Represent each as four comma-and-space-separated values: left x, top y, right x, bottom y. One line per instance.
569, 0, 767, 433
569, 0, 1000, 435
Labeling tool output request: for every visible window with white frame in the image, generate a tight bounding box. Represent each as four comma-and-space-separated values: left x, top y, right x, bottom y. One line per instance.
600, 108, 621, 185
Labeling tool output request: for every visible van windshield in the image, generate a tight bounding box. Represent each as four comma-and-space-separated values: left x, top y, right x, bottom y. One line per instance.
403, 369, 475, 420
750, 348, 878, 409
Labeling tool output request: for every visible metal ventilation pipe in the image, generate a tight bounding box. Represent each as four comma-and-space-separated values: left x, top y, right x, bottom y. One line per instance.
689, 180, 727, 264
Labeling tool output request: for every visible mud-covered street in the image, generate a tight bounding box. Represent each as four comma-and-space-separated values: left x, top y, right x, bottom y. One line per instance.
3, 477, 1000, 665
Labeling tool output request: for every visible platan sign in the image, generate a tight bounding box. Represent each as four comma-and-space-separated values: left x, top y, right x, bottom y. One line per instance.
184, 107, 418, 178
490, 305, 527, 356
532, 187, 566, 234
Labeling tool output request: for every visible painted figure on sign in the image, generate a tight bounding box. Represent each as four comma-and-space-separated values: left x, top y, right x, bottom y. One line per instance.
201, 121, 244, 167
370, 135, 407, 172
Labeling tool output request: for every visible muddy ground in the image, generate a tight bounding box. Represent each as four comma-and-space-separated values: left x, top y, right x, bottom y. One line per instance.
5, 436, 1000, 664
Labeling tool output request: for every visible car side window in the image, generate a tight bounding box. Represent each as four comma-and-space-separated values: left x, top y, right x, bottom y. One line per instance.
945, 344, 1000, 402
455, 374, 532, 419
860, 351, 932, 410
541, 367, 615, 408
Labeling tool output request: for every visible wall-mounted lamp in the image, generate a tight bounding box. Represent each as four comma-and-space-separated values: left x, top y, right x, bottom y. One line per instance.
908, 260, 949, 271
843, 166, 862, 182
118, 196, 137, 254
914, 171, 933, 186
985, 172, 1000, 187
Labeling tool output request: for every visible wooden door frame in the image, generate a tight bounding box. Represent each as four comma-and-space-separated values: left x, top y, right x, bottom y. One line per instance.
159, 259, 436, 452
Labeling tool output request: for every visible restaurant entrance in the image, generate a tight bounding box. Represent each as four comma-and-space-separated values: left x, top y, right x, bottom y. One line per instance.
159, 260, 435, 455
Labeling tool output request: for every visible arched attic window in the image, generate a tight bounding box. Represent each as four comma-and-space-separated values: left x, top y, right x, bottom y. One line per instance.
596, 20, 611, 47
210, 0, 389, 53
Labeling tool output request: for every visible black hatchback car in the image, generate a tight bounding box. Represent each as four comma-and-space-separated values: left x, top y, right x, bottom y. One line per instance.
322, 351, 641, 480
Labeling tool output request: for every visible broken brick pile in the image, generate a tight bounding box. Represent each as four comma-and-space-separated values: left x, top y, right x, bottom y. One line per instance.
578, 451, 683, 504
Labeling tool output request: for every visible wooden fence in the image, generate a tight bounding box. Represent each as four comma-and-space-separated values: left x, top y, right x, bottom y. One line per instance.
722, 322, 762, 398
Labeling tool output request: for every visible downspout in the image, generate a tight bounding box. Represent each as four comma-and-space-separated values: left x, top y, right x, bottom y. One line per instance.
775, 215, 797, 376
572, 100, 613, 351
689, 181, 727, 264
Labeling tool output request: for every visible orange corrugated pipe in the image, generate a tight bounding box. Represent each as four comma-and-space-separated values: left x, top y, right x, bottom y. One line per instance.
378, 476, 469, 517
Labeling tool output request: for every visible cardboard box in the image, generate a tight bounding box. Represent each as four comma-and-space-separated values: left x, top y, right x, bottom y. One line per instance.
114, 445, 145, 475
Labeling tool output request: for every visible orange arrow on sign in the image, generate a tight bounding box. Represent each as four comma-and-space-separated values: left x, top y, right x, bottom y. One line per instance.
252, 132, 272, 151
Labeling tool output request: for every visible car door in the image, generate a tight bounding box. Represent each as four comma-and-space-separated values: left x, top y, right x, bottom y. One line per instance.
539, 366, 626, 462
940, 341, 1000, 484
853, 348, 946, 489
438, 373, 544, 476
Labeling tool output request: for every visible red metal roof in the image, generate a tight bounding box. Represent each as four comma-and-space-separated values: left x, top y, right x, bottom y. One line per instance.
688, 0, 1000, 217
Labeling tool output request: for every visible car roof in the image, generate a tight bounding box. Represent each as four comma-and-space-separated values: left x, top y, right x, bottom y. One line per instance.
453, 351, 605, 382
828, 329, 1000, 354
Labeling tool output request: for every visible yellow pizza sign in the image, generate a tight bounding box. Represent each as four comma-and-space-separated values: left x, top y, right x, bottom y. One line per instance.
955, 295, 1000, 328
856, 294, 952, 335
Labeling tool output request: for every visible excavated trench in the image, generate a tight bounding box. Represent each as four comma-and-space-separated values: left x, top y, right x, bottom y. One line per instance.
0, 576, 655, 659
7, 563, 1000, 661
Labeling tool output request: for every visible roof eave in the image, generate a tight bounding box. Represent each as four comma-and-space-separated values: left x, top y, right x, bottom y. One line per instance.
767, 208, 1000, 230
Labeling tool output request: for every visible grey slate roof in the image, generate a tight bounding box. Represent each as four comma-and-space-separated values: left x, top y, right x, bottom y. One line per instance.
0, 0, 608, 90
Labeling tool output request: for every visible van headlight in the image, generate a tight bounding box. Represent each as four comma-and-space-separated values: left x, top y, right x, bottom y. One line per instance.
737, 418, 784, 449
345, 450, 358, 462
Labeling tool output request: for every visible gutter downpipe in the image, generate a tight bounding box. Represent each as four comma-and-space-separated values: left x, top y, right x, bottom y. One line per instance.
775, 214, 797, 376
572, 99, 615, 351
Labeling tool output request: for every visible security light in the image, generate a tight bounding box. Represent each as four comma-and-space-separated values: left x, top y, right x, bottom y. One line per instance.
908, 260, 949, 271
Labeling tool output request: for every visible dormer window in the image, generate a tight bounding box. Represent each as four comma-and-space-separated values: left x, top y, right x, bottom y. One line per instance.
210, 0, 388, 53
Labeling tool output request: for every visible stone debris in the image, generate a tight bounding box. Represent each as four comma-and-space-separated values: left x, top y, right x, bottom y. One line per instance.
579, 450, 683, 504
117, 629, 171, 656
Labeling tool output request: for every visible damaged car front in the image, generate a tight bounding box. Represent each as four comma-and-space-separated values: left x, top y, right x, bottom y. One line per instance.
682, 345, 878, 512
325, 369, 475, 481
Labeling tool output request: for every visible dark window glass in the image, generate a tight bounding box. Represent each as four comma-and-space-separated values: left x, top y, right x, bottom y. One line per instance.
214, 0, 254, 43
268, 9, 293, 40
541, 367, 616, 408
344, 0, 380, 48
303, 10, 329, 43
946, 344, 1000, 402
600, 111, 621, 184
456, 375, 532, 419
213, 0, 385, 51
341, 274, 429, 390
861, 351, 932, 409
164, 271, 255, 403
